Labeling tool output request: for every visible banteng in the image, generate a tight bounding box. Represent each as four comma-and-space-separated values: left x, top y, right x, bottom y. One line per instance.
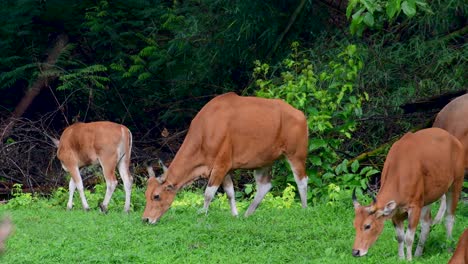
143, 92, 308, 223
53, 121, 133, 213
431, 93, 468, 223
352, 128, 464, 260
448, 229, 468, 264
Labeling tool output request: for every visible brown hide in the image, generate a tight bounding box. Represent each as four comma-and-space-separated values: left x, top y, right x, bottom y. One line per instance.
433, 93, 468, 168
352, 128, 465, 259
58, 121, 130, 168
143, 92, 308, 223
376, 128, 464, 208
449, 229, 468, 264
56, 121, 133, 212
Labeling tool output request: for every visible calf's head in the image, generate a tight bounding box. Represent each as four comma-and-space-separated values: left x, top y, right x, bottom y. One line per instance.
352, 190, 397, 257
142, 164, 177, 224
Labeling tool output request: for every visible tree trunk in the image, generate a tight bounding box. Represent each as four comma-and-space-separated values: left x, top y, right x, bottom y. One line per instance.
0, 34, 68, 142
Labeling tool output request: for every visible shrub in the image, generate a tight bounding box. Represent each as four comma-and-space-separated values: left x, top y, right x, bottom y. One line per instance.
254, 43, 378, 203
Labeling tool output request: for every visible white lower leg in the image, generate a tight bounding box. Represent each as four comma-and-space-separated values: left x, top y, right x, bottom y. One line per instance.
67, 179, 76, 210
295, 175, 308, 208
101, 179, 118, 210
200, 185, 219, 215
395, 223, 405, 259
445, 214, 455, 240
287, 159, 308, 208
405, 228, 416, 261
223, 175, 238, 216
445, 192, 455, 241
245, 181, 272, 217
119, 164, 133, 212
415, 206, 431, 257
75, 179, 89, 210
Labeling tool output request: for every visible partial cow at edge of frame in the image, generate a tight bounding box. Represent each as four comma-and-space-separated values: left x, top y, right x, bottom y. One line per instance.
448, 229, 468, 264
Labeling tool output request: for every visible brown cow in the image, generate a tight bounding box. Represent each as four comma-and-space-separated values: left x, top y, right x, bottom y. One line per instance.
449, 229, 468, 264
433, 92, 468, 168
352, 128, 464, 261
432, 93, 468, 224
53, 121, 133, 212
142, 92, 308, 223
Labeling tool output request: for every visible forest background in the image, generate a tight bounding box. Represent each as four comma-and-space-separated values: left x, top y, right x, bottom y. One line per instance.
0, 0, 466, 203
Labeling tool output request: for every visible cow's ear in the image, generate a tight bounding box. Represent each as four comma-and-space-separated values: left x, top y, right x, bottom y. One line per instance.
375, 200, 396, 218
165, 184, 176, 191
383, 201, 397, 215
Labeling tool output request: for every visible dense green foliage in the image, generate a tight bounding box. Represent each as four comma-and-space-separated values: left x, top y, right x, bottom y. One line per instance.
1, 187, 467, 263
0, 0, 466, 200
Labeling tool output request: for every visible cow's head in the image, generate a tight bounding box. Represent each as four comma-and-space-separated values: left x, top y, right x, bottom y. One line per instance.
351, 190, 396, 257
142, 162, 177, 224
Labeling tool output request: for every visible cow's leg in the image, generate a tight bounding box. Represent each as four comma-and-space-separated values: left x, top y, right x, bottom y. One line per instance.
245, 167, 272, 217
67, 178, 76, 210
67, 166, 90, 211
286, 157, 308, 208
99, 156, 118, 213
405, 207, 421, 261
433, 194, 446, 225
415, 205, 432, 257
199, 164, 230, 215
118, 158, 133, 213
223, 173, 238, 216
392, 216, 405, 259
445, 190, 460, 242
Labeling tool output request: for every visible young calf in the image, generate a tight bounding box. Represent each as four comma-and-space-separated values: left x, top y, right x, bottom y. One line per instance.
449, 229, 468, 264
53, 121, 133, 212
352, 128, 465, 261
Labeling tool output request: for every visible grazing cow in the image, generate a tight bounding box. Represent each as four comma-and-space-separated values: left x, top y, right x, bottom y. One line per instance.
449, 229, 468, 264
52, 121, 133, 213
142, 92, 308, 224
352, 128, 464, 260
433, 92, 468, 168
0, 216, 13, 252
432, 93, 468, 224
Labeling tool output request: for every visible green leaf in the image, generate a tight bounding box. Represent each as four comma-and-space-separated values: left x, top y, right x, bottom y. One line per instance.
401, 0, 416, 17
366, 169, 380, 177
309, 138, 328, 151
386, 0, 401, 19
310, 156, 322, 166
322, 172, 335, 179
359, 0, 374, 13
351, 160, 360, 173
346, 0, 358, 18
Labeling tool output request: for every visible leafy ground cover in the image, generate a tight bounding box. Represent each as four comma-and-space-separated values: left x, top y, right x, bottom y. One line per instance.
0, 190, 466, 264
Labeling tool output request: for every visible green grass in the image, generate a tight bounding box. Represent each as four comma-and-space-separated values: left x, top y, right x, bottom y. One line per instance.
0, 191, 466, 264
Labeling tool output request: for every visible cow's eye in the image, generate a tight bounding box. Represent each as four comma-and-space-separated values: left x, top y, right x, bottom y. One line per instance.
364, 224, 371, 230
153, 194, 160, 201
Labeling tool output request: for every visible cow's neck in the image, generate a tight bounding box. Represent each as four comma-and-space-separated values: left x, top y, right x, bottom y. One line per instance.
375, 181, 401, 210
166, 139, 209, 190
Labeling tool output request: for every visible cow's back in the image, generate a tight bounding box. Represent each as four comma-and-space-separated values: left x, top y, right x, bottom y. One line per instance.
433, 93, 468, 168
190, 92, 307, 169
377, 128, 464, 207
58, 121, 125, 166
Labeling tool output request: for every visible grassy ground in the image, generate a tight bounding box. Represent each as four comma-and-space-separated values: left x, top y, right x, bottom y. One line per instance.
0, 191, 466, 264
